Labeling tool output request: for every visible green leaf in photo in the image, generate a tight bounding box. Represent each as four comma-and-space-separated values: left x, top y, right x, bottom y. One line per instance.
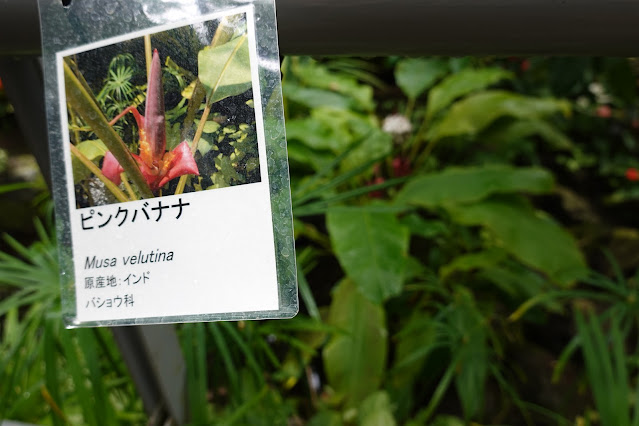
196, 136, 215, 157
192, 119, 221, 134
198, 35, 252, 104
165, 121, 182, 151
71, 139, 108, 182
327, 207, 409, 304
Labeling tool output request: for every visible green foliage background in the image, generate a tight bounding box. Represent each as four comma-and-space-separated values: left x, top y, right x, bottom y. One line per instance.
2, 55, 639, 425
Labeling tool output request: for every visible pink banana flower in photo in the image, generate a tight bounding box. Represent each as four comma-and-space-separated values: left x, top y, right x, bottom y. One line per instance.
102, 49, 199, 193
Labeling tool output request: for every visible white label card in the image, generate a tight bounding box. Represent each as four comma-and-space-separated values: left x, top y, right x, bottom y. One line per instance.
40, 2, 297, 327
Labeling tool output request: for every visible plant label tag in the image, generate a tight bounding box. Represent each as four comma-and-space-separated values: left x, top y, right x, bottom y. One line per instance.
39, 0, 297, 327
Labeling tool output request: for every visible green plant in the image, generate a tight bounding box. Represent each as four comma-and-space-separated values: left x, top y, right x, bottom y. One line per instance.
0, 208, 144, 424
3, 53, 639, 425
576, 311, 639, 426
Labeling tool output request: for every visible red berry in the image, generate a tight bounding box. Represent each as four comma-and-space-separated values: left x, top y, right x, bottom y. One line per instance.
369, 176, 386, 198
596, 105, 612, 118
392, 157, 412, 177
520, 59, 531, 72
626, 168, 639, 182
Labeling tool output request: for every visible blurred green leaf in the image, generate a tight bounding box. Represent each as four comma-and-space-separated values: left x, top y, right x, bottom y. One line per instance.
391, 313, 437, 387
429, 91, 570, 141
426, 67, 513, 120
478, 260, 548, 299
341, 129, 392, 173
449, 290, 488, 420
481, 119, 573, 150
324, 280, 387, 408
286, 108, 378, 153
429, 415, 466, 426
327, 207, 409, 304
447, 197, 587, 286
395, 58, 448, 101
397, 165, 554, 207
286, 108, 390, 173
440, 248, 508, 281
359, 391, 396, 426
399, 214, 449, 240
284, 84, 355, 110
291, 59, 375, 112
308, 410, 343, 426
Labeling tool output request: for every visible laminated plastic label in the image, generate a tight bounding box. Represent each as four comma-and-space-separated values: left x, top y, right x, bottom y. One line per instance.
38, 0, 297, 326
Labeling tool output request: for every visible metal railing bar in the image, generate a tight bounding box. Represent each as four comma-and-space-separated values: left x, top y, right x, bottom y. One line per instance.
2, 0, 639, 56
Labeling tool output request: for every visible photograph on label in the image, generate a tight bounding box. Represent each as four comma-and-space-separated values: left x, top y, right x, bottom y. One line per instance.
62, 11, 261, 208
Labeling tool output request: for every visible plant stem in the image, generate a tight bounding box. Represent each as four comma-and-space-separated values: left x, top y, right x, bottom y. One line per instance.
68, 105, 81, 144
181, 16, 237, 142
144, 35, 152, 81
413, 137, 439, 170
64, 61, 154, 199
408, 112, 433, 167
40, 386, 68, 424
190, 34, 247, 157
69, 144, 129, 203
405, 97, 415, 121
119, 173, 138, 201
211, 16, 237, 46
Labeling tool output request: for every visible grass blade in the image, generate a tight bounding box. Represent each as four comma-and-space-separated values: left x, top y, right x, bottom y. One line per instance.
182, 323, 210, 424
296, 260, 320, 320
219, 322, 265, 386
209, 323, 240, 400
43, 317, 66, 426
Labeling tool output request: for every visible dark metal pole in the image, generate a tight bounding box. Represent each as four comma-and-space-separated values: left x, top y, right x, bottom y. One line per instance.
0, 0, 42, 56
112, 326, 187, 425
2, 0, 639, 56
275, 0, 639, 56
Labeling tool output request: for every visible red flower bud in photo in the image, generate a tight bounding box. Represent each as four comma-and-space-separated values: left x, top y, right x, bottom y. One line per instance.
101, 50, 199, 192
